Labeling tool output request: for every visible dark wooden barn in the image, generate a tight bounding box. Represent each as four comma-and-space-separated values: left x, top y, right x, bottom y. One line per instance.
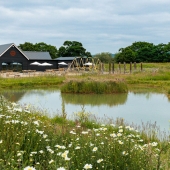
0, 43, 58, 71
0, 43, 78, 72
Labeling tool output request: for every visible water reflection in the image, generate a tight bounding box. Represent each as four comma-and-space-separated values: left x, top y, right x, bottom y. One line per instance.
1, 89, 57, 102
61, 93, 128, 106
1, 89, 170, 133
2, 90, 26, 102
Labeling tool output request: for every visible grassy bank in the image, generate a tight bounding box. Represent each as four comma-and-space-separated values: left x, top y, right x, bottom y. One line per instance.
0, 96, 169, 170
0, 76, 65, 89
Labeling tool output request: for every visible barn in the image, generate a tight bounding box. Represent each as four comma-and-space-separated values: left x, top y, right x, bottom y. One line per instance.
0, 43, 58, 71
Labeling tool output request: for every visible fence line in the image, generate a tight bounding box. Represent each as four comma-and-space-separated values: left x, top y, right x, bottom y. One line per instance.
99, 62, 143, 74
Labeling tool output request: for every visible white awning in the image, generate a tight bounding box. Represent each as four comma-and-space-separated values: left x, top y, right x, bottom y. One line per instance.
30, 61, 41, 65
58, 62, 68, 65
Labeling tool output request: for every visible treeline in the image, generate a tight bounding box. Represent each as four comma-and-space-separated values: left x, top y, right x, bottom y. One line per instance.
114, 41, 170, 63
19, 42, 58, 59
19, 41, 170, 63
18, 41, 92, 59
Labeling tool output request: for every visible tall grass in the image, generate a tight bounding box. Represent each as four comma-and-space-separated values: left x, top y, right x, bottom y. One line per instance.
0, 96, 170, 169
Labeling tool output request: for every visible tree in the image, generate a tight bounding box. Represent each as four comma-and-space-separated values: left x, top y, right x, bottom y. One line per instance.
94, 52, 114, 63
114, 47, 137, 63
162, 43, 170, 62
58, 41, 92, 57
114, 41, 159, 63
18, 42, 58, 59
18, 42, 35, 51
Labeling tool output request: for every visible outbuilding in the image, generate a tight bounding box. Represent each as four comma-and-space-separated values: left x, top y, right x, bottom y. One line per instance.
0, 43, 82, 72
0, 43, 57, 71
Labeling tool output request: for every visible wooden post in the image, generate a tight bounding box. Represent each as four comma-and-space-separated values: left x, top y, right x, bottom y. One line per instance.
102, 63, 104, 73
99, 63, 102, 73
130, 62, 132, 74
119, 62, 121, 73
112, 62, 114, 74
134, 62, 136, 70
140, 62, 143, 71
109, 63, 111, 74
72, 64, 74, 71
124, 62, 126, 74
91, 64, 93, 72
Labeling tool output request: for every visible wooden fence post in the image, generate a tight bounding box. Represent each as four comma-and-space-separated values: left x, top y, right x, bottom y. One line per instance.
112, 62, 114, 74
140, 62, 143, 71
130, 62, 132, 73
124, 62, 126, 74
102, 63, 104, 73
134, 62, 136, 70
109, 63, 111, 74
119, 62, 121, 73
99, 63, 102, 73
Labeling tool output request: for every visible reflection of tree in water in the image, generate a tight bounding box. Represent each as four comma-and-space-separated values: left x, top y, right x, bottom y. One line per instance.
1, 90, 26, 102
132, 92, 151, 99
24, 89, 55, 97
1, 89, 129, 107
1, 89, 60, 103
61, 93, 128, 107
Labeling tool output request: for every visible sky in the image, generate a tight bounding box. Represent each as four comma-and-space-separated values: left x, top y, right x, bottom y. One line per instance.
0, 0, 170, 55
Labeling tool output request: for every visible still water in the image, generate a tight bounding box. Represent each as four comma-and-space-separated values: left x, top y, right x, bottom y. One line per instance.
2, 89, 170, 132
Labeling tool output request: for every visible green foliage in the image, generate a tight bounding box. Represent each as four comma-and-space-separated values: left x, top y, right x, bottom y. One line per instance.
74, 105, 92, 123
51, 115, 68, 125
19, 42, 58, 59
93, 52, 114, 63
18, 42, 35, 51
58, 41, 92, 57
61, 80, 128, 94
114, 41, 170, 63
18, 40, 93, 58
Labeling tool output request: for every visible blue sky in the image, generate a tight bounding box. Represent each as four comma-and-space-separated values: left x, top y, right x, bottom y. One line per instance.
0, 0, 170, 54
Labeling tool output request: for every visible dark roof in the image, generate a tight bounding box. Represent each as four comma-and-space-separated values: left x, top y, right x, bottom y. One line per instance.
23, 51, 52, 60
0, 43, 52, 60
0, 43, 14, 56
55, 57, 76, 61
0, 43, 30, 60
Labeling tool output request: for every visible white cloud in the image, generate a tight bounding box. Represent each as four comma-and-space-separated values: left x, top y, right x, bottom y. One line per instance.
0, 0, 170, 54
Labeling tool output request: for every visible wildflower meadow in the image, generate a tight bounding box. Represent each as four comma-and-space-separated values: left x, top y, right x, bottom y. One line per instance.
0, 95, 170, 170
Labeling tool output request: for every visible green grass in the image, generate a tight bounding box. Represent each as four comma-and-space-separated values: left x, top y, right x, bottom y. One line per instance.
0, 76, 65, 89
0, 96, 170, 170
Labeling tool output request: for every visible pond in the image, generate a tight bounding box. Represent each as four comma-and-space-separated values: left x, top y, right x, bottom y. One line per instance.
1, 89, 170, 133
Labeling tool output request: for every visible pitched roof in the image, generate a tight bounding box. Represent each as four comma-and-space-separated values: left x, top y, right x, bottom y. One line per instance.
0, 43, 13, 55
23, 51, 52, 60
0, 43, 29, 60
0, 43, 52, 60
